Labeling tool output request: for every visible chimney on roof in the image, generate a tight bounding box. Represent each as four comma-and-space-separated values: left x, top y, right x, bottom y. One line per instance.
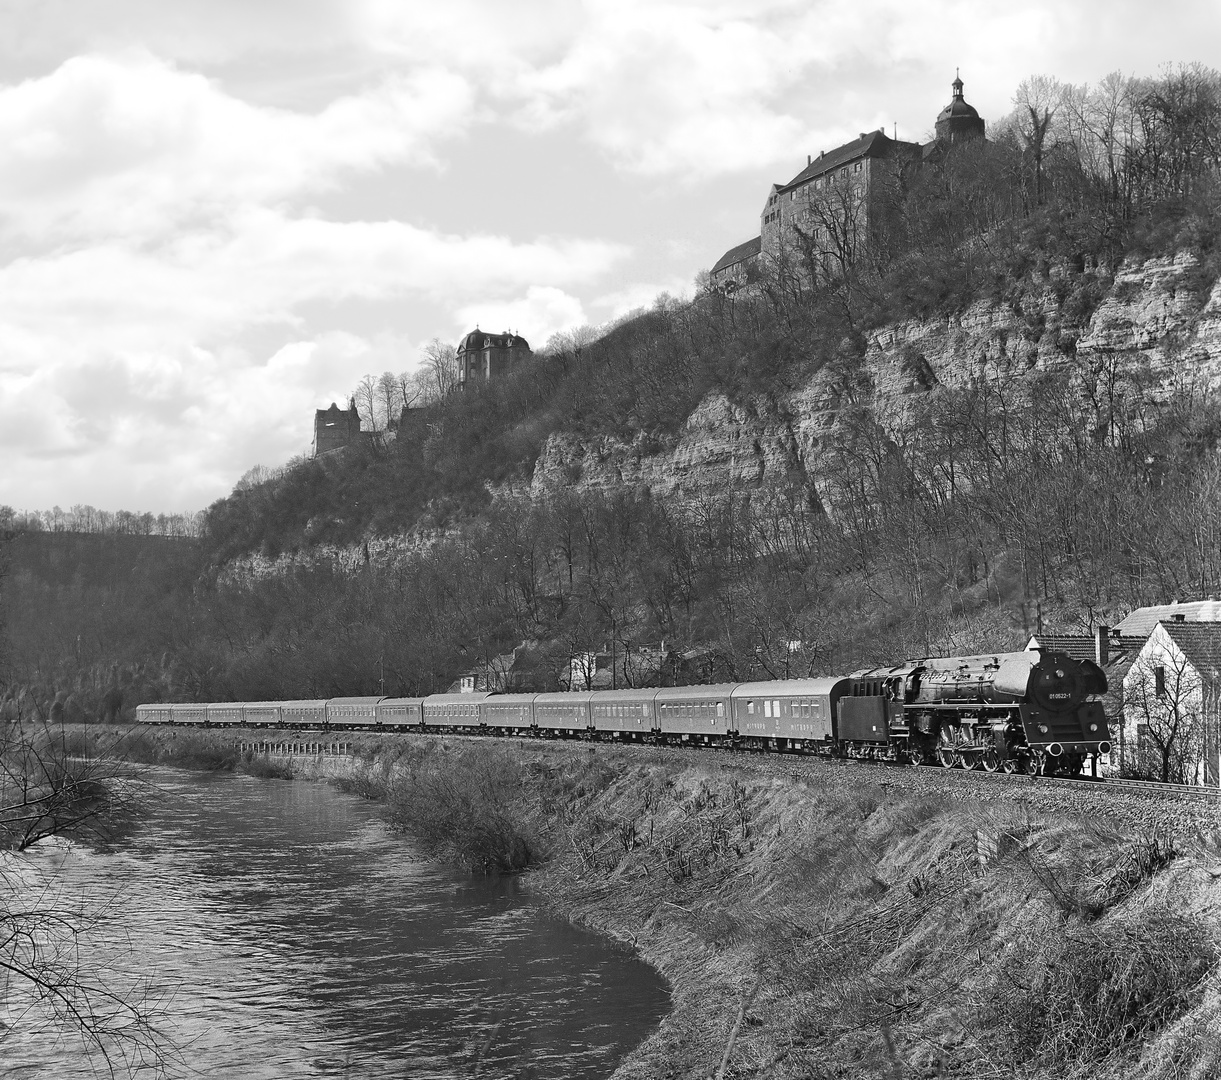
1095, 625, 1109, 667
807, 154, 811, 165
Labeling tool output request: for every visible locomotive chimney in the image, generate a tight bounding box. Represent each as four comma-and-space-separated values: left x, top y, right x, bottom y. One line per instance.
1095, 625, 1109, 667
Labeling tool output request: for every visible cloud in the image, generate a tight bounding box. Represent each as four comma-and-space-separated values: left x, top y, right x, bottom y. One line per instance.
0, 52, 476, 243
0, 51, 629, 512
592, 277, 696, 322
453, 286, 589, 347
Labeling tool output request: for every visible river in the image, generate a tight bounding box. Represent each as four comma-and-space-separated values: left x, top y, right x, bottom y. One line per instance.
2, 767, 669, 1079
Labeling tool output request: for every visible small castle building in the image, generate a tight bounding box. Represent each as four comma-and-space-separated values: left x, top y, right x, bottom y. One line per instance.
312, 398, 362, 457
456, 329, 532, 389
711, 75, 986, 288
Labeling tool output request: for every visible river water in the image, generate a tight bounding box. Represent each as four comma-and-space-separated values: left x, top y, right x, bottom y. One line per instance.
3, 768, 668, 1079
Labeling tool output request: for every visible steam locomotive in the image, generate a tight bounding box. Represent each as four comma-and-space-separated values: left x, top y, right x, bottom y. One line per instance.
136, 648, 1110, 777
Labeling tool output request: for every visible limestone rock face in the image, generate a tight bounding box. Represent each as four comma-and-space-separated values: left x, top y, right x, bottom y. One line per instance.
529, 253, 1221, 505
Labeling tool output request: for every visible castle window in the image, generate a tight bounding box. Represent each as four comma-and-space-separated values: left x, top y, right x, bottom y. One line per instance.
854, 162, 863, 172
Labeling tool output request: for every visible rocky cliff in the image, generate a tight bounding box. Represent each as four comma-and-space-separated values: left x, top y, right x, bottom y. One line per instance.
530, 253, 1221, 506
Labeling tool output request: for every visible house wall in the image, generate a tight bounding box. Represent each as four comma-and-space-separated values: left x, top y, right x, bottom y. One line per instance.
1121, 624, 1216, 783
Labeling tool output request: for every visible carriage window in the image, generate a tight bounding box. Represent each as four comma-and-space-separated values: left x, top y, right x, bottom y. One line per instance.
717, 702, 725, 717
773, 699, 781, 715
764, 700, 772, 718
747, 701, 755, 715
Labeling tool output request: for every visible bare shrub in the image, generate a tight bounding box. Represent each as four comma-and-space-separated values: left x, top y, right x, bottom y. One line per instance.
240, 755, 295, 780
997, 908, 1218, 1070
385, 745, 539, 874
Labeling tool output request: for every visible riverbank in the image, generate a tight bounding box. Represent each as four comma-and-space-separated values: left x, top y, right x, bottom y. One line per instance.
70, 724, 1221, 1079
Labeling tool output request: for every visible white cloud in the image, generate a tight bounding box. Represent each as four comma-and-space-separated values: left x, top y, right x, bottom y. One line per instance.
593, 277, 696, 322
453, 286, 589, 347
0, 52, 476, 243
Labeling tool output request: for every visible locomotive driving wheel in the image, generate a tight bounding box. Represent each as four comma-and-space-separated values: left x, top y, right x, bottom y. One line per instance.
1021, 750, 1043, 776
979, 747, 1001, 772
935, 727, 962, 769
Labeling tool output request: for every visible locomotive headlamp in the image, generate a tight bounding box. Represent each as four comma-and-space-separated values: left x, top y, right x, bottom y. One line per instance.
1038, 724, 1050, 733
1055, 669, 1065, 678
1089, 723, 1099, 732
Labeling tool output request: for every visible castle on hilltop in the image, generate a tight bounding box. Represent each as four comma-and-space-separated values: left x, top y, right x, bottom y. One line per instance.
711, 75, 986, 288
312, 399, 362, 457
456, 328, 532, 389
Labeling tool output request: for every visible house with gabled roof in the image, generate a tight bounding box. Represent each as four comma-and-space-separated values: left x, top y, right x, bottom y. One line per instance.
1121, 621, 1221, 785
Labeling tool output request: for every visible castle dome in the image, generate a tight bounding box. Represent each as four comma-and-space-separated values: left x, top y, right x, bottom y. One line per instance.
458, 329, 486, 353
934, 73, 985, 143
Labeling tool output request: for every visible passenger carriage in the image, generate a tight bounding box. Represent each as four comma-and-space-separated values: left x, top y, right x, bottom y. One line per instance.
589, 687, 657, 740
532, 692, 592, 736
326, 696, 383, 729
731, 678, 851, 751
170, 703, 207, 727
135, 703, 174, 725
423, 693, 488, 731
377, 697, 424, 729
243, 701, 281, 727
279, 700, 327, 728
654, 684, 734, 745
482, 693, 538, 735
206, 702, 246, 727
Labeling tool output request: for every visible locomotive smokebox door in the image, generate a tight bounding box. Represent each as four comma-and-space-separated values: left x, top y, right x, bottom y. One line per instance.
838, 697, 890, 742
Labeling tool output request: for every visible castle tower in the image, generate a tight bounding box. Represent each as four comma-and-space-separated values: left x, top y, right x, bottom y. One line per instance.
312, 397, 362, 457
934, 73, 986, 144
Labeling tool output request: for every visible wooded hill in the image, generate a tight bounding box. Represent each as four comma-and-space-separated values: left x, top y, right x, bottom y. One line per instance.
6, 64, 1221, 715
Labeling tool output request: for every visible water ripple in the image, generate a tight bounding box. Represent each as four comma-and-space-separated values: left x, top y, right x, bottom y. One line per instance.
3, 768, 667, 1079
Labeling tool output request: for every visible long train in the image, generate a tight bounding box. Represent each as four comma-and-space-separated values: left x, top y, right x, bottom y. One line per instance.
137, 647, 1111, 778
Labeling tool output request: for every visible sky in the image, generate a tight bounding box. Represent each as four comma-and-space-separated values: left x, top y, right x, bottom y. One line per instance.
2, 0, 1220, 515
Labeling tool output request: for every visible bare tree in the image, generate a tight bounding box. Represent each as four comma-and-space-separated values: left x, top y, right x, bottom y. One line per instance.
1123, 647, 1207, 783
0, 725, 170, 1072
353, 374, 379, 431
419, 339, 460, 402
1011, 75, 1065, 206
376, 372, 401, 429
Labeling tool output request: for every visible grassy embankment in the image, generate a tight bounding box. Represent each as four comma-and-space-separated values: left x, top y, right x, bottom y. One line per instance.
74, 724, 1221, 1079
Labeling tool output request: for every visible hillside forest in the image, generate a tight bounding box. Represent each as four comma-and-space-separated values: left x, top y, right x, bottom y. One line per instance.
5, 64, 1221, 723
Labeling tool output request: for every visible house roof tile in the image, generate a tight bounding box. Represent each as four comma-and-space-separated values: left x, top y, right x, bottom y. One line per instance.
1026, 633, 1144, 662
780, 130, 920, 191
1159, 622, 1221, 682
1114, 600, 1221, 636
